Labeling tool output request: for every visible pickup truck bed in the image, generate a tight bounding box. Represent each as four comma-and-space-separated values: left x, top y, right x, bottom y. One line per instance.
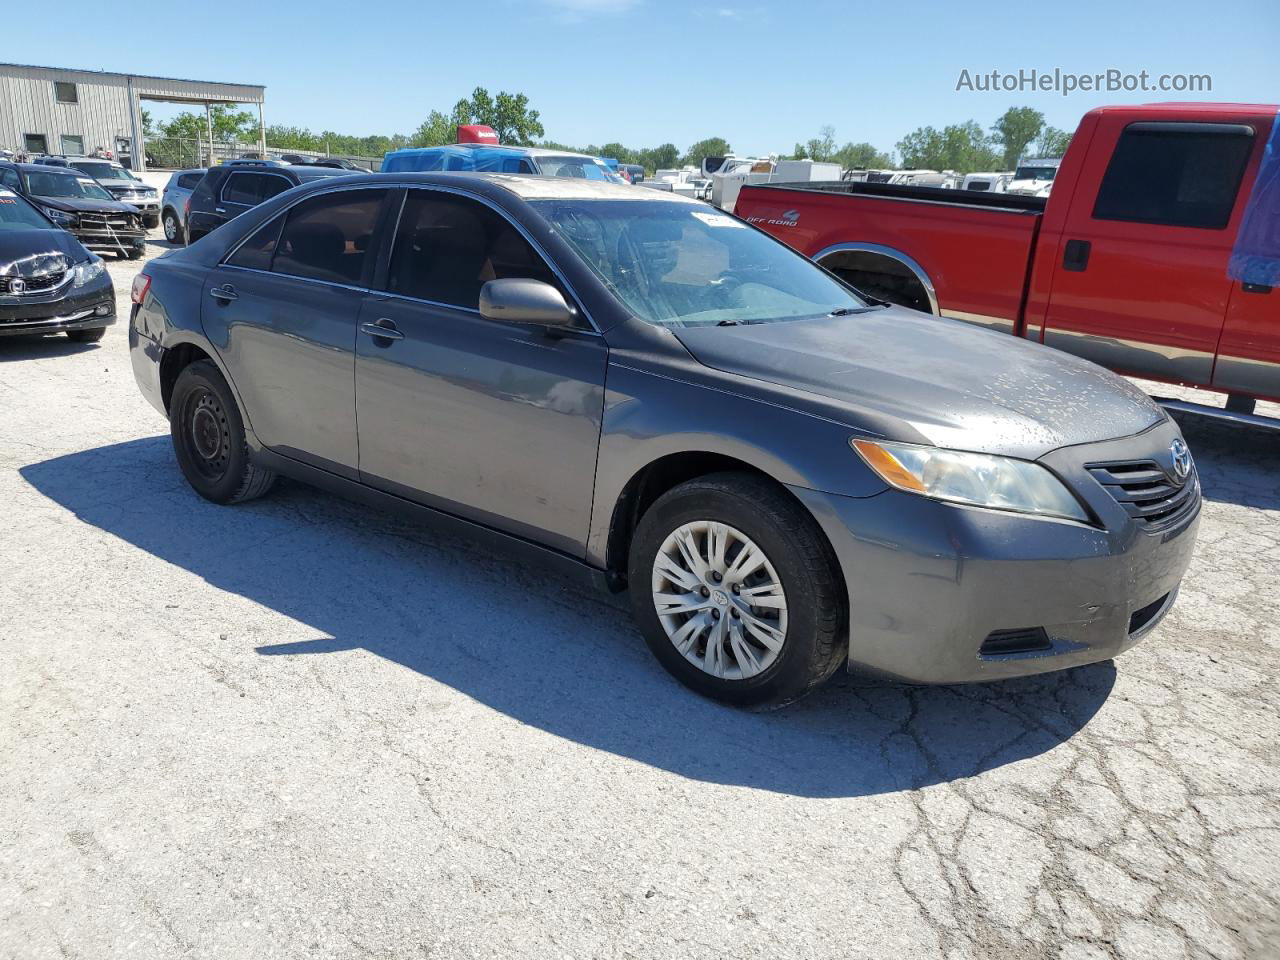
736, 103, 1280, 415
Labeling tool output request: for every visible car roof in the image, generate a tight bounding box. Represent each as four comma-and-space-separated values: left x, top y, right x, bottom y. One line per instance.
383, 144, 602, 169
335, 171, 698, 203
11, 162, 82, 175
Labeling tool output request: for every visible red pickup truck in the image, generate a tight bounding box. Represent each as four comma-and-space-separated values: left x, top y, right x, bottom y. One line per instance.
736, 103, 1279, 421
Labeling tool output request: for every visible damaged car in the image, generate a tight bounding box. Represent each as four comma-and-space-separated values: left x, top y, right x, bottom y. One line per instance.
67, 157, 162, 228
0, 185, 114, 342
0, 162, 146, 260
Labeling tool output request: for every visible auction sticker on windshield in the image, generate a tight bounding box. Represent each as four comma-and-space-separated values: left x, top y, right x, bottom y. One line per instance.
691, 210, 746, 228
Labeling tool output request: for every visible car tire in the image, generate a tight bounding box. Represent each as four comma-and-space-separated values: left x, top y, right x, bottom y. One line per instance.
170, 359, 276, 505
628, 471, 846, 708
66, 327, 105, 343
162, 209, 184, 244
144, 215, 160, 230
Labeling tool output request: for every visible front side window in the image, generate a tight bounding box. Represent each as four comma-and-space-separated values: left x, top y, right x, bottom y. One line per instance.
271, 189, 388, 285
386, 191, 565, 311
1093, 124, 1255, 229
534, 199, 869, 328
24, 172, 113, 201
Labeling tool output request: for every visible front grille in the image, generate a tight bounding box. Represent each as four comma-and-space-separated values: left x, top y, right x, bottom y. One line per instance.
79, 213, 138, 230
1086, 459, 1197, 527
0, 271, 66, 294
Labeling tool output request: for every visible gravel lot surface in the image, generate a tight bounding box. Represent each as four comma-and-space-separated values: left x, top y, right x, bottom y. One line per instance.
2, 238, 1278, 959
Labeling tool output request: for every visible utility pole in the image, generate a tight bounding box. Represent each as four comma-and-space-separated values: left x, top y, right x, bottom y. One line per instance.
258, 102, 266, 158
205, 102, 215, 166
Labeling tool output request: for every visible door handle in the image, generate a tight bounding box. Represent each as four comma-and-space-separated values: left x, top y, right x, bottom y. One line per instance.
360, 318, 404, 343
209, 284, 237, 302
1063, 239, 1091, 272
214, 207, 226, 213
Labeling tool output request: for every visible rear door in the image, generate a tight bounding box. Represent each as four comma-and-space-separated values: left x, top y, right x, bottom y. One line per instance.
354, 187, 607, 555
202, 185, 392, 477
1042, 120, 1256, 384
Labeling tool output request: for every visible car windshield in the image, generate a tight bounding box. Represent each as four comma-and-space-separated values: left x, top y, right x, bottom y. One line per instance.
24, 172, 115, 201
533, 156, 613, 181
1014, 166, 1056, 181
534, 199, 868, 328
0, 190, 52, 230
72, 161, 137, 181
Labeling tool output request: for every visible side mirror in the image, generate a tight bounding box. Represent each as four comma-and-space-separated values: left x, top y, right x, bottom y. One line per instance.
479, 278, 576, 329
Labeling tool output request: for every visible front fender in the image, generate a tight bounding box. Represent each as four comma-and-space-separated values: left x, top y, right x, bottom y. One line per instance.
585, 362, 887, 568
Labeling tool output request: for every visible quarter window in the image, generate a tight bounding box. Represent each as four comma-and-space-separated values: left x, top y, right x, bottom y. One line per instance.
272, 189, 388, 285
227, 214, 286, 271
386, 191, 565, 311
177, 173, 203, 189
54, 82, 78, 104
1093, 124, 1255, 229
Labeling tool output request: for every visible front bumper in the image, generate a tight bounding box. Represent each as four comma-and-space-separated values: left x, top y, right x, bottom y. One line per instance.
71, 227, 147, 255
792, 419, 1201, 683
0, 275, 116, 337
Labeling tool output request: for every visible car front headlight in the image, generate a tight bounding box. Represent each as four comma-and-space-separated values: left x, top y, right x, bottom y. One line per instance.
71, 256, 105, 288
43, 206, 75, 226
851, 438, 1090, 522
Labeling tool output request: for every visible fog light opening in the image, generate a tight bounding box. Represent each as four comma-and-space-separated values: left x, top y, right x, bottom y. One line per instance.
94, 303, 111, 316
979, 627, 1053, 658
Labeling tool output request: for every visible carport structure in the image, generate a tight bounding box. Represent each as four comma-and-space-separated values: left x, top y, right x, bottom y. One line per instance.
0, 63, 265, 172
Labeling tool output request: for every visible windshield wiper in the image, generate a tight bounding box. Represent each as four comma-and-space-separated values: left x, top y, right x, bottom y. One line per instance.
716, 319, 741, 326
828, 305, 887, 317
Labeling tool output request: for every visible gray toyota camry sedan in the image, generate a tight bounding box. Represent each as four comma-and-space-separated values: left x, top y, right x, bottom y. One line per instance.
128, 174, 1200, 707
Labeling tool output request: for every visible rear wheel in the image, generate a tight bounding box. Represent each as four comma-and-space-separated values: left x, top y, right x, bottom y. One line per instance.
66, 327, 105, 343
162, 209, 183, 244
170, 360, 275, 504
628, 472, 846, 708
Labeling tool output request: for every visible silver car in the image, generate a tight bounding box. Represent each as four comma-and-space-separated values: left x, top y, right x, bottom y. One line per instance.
160, 168, 206, 244
128, 175, 1201, 708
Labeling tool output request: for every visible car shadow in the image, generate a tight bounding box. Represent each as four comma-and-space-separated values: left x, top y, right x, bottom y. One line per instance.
1172, 414, 1280, 511
0, 334, 100, 360
21, 436, 1116, 798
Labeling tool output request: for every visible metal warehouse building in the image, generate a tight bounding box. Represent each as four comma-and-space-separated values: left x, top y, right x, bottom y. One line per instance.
0, 63, 265, 172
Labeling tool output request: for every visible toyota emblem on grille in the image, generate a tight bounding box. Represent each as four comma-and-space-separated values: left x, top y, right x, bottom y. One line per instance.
9, 278, 25, 295
1170, 438, 1192, 482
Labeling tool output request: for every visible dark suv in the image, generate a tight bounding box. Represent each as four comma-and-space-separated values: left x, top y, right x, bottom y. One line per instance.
0, 162, 147, 259
185, 163, 345, 244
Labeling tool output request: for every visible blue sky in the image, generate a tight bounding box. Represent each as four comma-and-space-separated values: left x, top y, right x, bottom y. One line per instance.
9, 0, 1277, 157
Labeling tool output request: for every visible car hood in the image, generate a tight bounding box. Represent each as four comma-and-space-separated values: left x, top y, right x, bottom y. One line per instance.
672, 307, 1164, 459
0, 228, 84, 276
36, 196, 137, 214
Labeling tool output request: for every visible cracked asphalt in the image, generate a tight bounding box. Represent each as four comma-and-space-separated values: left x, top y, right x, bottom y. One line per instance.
2, 239, 1278, 959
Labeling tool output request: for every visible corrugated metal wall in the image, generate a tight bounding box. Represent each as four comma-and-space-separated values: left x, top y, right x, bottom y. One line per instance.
0, 63, 263, 159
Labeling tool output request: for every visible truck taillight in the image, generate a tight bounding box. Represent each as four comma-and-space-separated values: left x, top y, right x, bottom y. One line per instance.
131, 273, 152, 305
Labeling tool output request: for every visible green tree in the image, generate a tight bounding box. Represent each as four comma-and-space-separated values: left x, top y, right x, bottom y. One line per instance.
834, 141, 892, 170
805, 126, 837, 163
410, 111, 455, 147
683, 137, 732, 169
896, 121, 999, 173
639, 143, 679, 172
1035, 126, 1072, 159
449, 87, 544, 145
991, 106, 1045, 169
159, 105, 257, 143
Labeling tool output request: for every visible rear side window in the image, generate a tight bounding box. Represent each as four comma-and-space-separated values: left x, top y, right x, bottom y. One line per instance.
1093, 124, 1255, 229
271, 189, 388, 285
222, 172, 291, 207
227, 215, 285, 271
177, 172, 202, 189
385, 191, 564, 310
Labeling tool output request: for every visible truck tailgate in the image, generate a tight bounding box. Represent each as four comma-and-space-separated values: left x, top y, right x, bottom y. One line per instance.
738, 183, 1043, 334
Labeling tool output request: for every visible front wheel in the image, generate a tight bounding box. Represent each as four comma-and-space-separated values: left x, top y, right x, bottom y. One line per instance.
169, 360, 276, 504
628, 472, 846, 708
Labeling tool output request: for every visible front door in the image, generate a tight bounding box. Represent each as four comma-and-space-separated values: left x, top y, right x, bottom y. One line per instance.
202, 186, 392, 477
1043, 119, 1258, 385
355, 188, 608, 555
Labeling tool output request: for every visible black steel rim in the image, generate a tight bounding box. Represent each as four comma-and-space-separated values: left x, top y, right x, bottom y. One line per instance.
182, 387, 230, 481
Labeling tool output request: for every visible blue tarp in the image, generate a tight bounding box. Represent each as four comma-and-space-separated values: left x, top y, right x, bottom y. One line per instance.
381, 145, 534, 174
1229, 110, 1280, 287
